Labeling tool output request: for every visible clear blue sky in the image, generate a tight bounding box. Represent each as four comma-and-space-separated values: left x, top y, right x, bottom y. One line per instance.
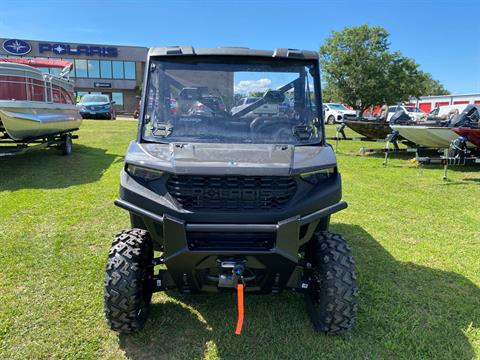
1, 0, 479, 94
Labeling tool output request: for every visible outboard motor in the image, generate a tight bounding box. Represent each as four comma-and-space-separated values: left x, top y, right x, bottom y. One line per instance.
443, 136, 470, 180
335, 122, 347, 152
448, 136, 469, 160
389, 110, 413, 125
449, 105, 480, 128
383, 130, 400, 166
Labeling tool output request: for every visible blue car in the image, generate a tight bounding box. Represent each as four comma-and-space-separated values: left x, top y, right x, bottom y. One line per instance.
77, 94, 116, 120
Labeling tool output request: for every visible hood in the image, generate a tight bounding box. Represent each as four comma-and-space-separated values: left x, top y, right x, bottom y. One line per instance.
77, 102, 111, 107
125, 141, 337, 176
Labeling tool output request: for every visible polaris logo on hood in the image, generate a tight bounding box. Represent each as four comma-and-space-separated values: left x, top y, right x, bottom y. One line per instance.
39, 43, 118, 57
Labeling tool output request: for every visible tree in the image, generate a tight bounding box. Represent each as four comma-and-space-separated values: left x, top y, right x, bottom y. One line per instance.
319, 25, 448, 114
419, 73, 449, 96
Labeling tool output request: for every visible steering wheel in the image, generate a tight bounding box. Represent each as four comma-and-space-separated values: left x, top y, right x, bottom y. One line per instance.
250, 117, 292, 142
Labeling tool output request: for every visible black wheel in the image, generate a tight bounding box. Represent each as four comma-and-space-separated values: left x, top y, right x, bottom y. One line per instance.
304, 231, 358, 335
327, 115, 336, 125
60, 134, 72, 155
104, 229, 154, 333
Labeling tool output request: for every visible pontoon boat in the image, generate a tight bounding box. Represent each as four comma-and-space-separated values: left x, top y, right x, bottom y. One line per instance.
0, 58, 81, 142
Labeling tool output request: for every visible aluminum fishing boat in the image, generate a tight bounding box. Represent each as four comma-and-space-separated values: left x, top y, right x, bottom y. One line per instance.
343, 119, 394, 140
0, 58, 81, 141
390, 125, 458, 148
392, 105, 480, 149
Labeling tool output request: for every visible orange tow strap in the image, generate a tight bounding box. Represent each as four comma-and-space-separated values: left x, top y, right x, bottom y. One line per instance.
234, 283, 244, 335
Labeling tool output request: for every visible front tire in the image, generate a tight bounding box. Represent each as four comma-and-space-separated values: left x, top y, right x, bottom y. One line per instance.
104, 229, 154, 333
327, 115, 336, 125
304, 231, 358, 335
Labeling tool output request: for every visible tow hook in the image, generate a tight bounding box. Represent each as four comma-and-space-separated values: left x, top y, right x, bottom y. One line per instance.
217, 260, 246, 335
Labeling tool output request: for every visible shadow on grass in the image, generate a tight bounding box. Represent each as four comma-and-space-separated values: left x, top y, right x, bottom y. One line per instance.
0, 144, 119, 191
118, 224, 480, 360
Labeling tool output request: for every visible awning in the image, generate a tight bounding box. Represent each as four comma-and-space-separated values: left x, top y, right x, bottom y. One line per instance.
0, 58, 72, 69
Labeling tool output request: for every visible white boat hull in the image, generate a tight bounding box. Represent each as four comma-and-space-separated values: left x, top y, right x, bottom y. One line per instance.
391, 125, 476, 149
0, 101, 81, 141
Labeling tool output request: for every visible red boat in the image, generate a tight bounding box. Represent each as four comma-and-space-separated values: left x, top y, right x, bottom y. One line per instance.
452, 128, 480, 148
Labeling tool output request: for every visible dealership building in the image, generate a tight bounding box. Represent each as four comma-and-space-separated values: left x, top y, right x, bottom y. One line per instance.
0, 38, 148, 113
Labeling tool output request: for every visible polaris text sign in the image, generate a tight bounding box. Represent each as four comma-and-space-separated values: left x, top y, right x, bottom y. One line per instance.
38, 43, 118, 57
2, 39, 32, 55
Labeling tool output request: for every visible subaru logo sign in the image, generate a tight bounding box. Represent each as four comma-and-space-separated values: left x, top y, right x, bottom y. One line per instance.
2, 39, 32, 55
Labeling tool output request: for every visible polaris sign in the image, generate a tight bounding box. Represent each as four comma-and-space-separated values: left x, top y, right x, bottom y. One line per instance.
39, 43, 118, 57
2, 39, 32, 55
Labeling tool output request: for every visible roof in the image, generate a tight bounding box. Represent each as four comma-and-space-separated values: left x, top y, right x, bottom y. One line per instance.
148, 46, 319, 60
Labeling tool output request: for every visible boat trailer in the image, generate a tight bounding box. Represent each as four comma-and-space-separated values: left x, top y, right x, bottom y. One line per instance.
0, 130, 78, 157
382, 133, 480, 179
417, 136, 480, 180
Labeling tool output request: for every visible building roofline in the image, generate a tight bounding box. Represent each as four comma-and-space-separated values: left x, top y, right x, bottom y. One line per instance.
411, 93, 480, 100
0, 37, 148, 50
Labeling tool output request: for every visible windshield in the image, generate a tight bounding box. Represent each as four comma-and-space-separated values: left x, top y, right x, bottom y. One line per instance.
142, 56, 321, 145
79, 95, 110, 103
328, 104, 347, 110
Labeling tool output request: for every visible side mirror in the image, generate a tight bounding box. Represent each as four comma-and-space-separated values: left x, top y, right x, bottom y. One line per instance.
111, 101, 116, 105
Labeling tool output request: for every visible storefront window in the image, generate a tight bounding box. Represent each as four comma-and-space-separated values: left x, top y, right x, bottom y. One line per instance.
124, 61, 135, 80
111, 92, 124, 109
50, 68, 62, 76
75, 59, 88, 77
88, 60, 100, 78
112, 61, 124, 79
100, 61, 112, 79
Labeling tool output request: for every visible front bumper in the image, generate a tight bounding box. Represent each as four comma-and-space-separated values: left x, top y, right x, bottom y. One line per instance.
80, 109, 111, 117
114, 197, 347, 293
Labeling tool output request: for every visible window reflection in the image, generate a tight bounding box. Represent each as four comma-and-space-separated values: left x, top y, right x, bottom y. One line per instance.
124, 61, 135, 80
3, 55, 137, 80
100, 61, 112, 79
112, 61, 123, 79
88, 60, 100, 78
75, 59, 88, 77
111, 92, 124, 107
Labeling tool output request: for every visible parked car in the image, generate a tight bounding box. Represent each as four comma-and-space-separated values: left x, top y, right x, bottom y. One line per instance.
386, 105, 424, 122
190, 95, 225, 117
323, 103, 356, 124
77, 94, 116, 120
231, 96, 279, 116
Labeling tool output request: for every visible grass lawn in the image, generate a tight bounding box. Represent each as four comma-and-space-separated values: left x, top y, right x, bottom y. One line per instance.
0, 120, 479, 359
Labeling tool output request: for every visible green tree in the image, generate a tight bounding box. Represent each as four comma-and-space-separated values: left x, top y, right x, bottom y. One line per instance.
419, 72, 449, 96
320, 25, 448, 114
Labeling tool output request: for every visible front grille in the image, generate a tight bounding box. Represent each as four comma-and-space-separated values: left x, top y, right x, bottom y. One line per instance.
166, 175, 297, 211
187, 232, 275, 251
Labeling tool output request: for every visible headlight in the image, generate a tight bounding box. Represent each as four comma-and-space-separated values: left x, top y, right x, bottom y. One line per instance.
125, 164, 164, 181
300, 167, 336, 184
